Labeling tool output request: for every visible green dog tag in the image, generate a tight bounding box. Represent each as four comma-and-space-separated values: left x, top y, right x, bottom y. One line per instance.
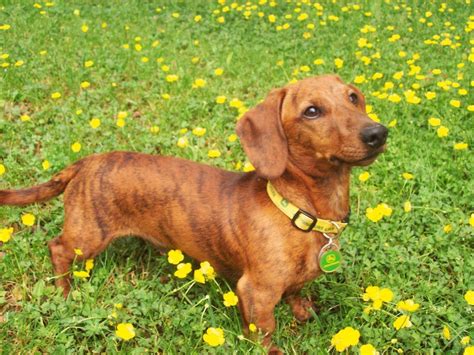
319, 249, 342, 273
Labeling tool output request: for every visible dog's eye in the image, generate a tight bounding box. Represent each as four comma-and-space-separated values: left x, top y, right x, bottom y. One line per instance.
303, 106, 322, 119
349, 93, 359, 105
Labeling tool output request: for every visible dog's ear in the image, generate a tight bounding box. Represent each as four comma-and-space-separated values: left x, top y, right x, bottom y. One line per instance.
236, 88, 288, 179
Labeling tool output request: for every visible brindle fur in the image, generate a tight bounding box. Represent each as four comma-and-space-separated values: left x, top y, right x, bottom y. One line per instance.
0, 75, 386, 352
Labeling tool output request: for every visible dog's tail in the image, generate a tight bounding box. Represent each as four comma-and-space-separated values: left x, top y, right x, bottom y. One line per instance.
0, 160, 83, 206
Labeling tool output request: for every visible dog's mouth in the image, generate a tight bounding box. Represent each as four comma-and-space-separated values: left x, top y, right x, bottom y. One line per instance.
330, 146, 386, 166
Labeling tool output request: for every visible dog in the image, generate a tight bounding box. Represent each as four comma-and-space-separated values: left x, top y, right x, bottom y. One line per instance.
0, 75, 387, 352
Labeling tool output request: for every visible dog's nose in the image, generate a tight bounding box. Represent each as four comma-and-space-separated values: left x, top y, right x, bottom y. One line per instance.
360, 124, 388, 149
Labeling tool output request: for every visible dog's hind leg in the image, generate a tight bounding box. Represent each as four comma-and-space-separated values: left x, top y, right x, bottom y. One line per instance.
48, 235, 76, 297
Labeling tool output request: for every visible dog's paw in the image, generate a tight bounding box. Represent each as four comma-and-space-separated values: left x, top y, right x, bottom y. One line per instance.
289, 297, 316, 322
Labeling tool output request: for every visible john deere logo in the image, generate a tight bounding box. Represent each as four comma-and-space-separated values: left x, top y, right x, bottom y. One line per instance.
320, 250, 342, 273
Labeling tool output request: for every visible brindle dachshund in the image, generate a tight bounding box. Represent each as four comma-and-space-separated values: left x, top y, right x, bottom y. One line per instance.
0, 75, 387, 352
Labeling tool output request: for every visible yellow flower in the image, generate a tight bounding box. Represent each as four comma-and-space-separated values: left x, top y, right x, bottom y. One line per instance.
199, 261, 216, 280
454, 142, 468, 150
388, 119, 397, 127
437, 126, 449, 138
115, 323, 136, 341
0, 24, 12, 30
393, 71, 404, 80
465, 290, 474, 305
150, 126, 160, 134
393, 315, 412, 330
0, 227, 14, 243
114, 303, 123, 309
203, 327, 225, 347
194, 269, 205, 283
314, 58, 325, 65
388, 94, 401, 103
21, 213, 36, 226
360, 344, 379, 355
116, 118, 125, 128
443, 224, 452, 233
80, 81, 90, 89
84, 60, 94, 68
229, 98, 243, 108
268, 14, 276, 23
134, 43, 142, 51
73, 270, 90, 278
228, 134, 237, 142
450, 99, 461, 108
464, 347, 474, 355
192, 127, 206, 137
359, 171, 370, 182
425, 92, 436, 100
402, 172, 414, 180
0, 164, 5, 176
354, 75, 366, 84
174, 263, 192, 278
81, 24, 89, 33
166, 74, 179, 83
20, 114, 31, 121
403, 201, 412, 213
397, 299, 420, 312
192, 78, 206, 88
74, 248, 83, 256
194, 15, 202, 22
428, 117, 441, 127
223, 291, 239, 307
249, 323, 257, 333
242, 162, 254, 172
89, 118, 101, 129
461, 336, 470, 345
469, 214, 474, 227
208, 149, 221, 158
71, 142, 81, 153
331, 327, 360, 352
214, 68, 224, 76
167, 249, 184, 265
117, 111, 128, 120
177, 137, 188, 148
216, 96, 226, 104
443, 326, 451, 340
334, 58, 344, 69
85, 259, 94, 271
51, 92, 61, 99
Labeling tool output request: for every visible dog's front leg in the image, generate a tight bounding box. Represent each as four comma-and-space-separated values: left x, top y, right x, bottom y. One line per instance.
236, 274, 283, 353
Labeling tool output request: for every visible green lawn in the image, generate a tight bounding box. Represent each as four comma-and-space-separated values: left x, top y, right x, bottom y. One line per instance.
1, 0, 473, 353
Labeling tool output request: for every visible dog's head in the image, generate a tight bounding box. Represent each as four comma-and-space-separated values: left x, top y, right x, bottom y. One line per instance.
236, 75, 388, 179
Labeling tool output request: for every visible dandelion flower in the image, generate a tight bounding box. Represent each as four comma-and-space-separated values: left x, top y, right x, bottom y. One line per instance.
20, 114, 31, 121
85, 259, 94, 271
208, 150, 221, 158
51, 92, 61, 99
393, 315, 412, 330
166, 74, 179, 83
174, 262, 192, 278
71, 142, 81, 153
0, 227, 14, 243
73, 270, 90, 278
84, 60, 94, 68
214, 68, 224, 76
359, 171, 370, 182
437, 126, 449, 138
443, 326, 451, 340
192, 127, 206, 137
0, 164, 5, 176
334, 58, 344, 69
223, 291, 238, 307
465, 290, 474, 305
216, 96, 226, 104
454, 143, 468, 150
89, 118, 101, 129
192, 78, 206, 88
194, 269, 205, 283
177, 137, 188, 148
360, 344, 379, 355
74, 248, 83, 256
397, 299, 420, 312
249, 323, 257, 333
115, 323, 136, 341
21, 213, 36, 226
428, 117, 441, 126
199, 261, 216, 280
402, 172, 414, 180
167, 249, 184, 265
80, 81, 90, 89
203, 327, 225, 347
331, 327, 360, 352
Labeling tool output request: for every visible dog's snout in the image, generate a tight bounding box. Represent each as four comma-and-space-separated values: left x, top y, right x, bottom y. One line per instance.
360, 124, 388, 149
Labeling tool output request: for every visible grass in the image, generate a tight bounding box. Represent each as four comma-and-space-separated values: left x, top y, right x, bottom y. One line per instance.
0, 0, 473, 353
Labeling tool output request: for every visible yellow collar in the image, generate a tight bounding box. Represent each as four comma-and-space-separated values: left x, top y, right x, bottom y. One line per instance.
266, 181, 348, 234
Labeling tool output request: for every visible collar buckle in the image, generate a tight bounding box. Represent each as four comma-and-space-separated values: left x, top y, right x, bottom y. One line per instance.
291, 209, 317, 232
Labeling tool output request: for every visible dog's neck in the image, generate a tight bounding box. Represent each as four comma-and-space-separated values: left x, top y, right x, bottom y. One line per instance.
271, 163, 351, 222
